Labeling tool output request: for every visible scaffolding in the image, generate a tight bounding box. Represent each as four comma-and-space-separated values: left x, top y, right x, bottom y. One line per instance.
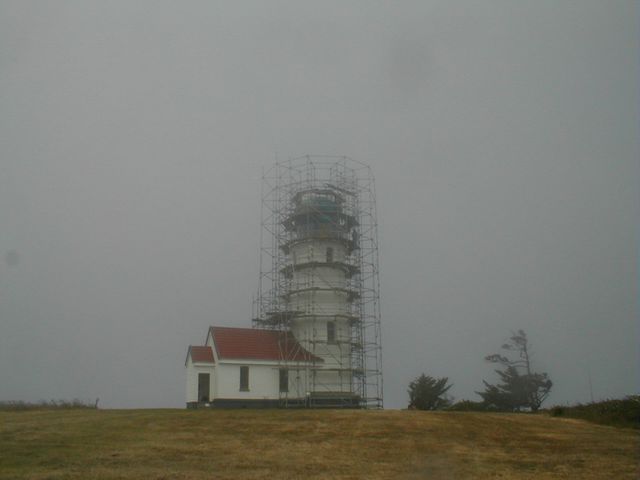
253, 156, 383, 408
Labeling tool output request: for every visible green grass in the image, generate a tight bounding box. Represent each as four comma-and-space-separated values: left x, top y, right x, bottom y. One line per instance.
0, 409, 638, 479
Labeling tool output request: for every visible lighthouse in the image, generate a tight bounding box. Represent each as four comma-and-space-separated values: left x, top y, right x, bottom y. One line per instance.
283, 187, 359, 398
186, 156, 382, 409
254, 156, 383, 408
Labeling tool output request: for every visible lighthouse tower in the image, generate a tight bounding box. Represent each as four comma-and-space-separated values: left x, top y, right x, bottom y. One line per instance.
254, 156, 382, 408
283, 187, 358, 399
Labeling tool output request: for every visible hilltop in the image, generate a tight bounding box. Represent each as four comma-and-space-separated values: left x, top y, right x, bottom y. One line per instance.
1, 409, 637, 479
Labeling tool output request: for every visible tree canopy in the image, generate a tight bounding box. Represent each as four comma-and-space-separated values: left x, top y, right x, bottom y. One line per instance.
408, 374, 453, 410
477, 330, 552, 412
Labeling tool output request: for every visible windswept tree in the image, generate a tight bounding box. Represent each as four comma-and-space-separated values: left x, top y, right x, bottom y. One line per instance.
477, 330, 552, 412
408, 374, 453, 410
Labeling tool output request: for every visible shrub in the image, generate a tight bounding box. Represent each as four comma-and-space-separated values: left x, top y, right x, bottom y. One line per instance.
0, 399, 96, 411
447, 400, 489, 412
407, 374, 453, 410
547, 396, 640, 429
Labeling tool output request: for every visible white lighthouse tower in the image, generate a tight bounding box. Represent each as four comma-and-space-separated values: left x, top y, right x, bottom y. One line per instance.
254, 156, 382, 408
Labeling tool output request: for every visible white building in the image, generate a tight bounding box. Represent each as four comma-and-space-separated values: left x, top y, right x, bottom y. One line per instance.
185, 326, 321, 408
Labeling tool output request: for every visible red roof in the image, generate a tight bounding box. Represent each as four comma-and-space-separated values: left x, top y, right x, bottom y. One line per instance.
209, 326, 322, 363
187, 345, 215, 364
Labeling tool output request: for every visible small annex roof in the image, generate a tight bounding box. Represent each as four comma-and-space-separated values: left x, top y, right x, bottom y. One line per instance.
185, 345, 215, 365
208, 326, 322, 363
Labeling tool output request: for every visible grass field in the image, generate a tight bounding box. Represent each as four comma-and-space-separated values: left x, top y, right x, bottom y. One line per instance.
1, 409, 638, 479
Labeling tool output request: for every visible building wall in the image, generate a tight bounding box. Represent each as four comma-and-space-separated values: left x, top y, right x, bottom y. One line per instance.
216, 363, 273, 399
185, 357, 215, 403
287, 237, 354, 394
211, 362, 311, 400
186, 355, 353, 404
290, 239, 347, 265
288, 290, 350, 316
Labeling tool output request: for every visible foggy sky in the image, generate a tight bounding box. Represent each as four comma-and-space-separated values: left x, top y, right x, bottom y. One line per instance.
0, 1, 637, 408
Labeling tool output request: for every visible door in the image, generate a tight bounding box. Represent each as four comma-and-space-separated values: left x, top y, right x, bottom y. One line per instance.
198, 373, 210, 402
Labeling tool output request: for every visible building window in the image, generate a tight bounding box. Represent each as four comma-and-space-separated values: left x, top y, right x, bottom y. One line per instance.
327, 321, 336, 343
240, 366, 249, 391
279, 369, 289, 393
326, 247, 334, 263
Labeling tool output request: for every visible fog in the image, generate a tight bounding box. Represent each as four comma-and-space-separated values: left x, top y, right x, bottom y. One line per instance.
1, 1, 637, 408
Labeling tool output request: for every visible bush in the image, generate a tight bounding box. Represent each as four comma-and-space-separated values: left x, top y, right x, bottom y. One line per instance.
0, 399, 97, 411
547, 396, 640, 429
407, 374, 453, 410
447, 400, 490, 412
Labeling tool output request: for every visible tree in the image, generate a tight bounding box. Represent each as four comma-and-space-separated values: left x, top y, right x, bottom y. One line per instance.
408, 374, 453, 410
477, 330, 552, 412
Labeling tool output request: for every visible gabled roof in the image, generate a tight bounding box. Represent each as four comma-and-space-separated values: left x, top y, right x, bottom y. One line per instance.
208, 326, 323, 363
186, 345, 215, 364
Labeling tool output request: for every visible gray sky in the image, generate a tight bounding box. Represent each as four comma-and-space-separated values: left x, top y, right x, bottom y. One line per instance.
0, 1, 637, 409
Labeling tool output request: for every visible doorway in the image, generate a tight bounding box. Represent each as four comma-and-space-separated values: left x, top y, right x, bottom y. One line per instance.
198, 373, 210, 402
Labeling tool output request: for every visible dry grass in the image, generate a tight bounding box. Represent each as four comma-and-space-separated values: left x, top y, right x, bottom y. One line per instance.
1, 409, 638, 479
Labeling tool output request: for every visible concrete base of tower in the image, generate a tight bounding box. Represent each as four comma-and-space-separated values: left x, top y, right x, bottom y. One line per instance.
279, 393, 361, 408
307, 392, 361, 408
187, 399, 283, 409
186, 393, 361, 409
